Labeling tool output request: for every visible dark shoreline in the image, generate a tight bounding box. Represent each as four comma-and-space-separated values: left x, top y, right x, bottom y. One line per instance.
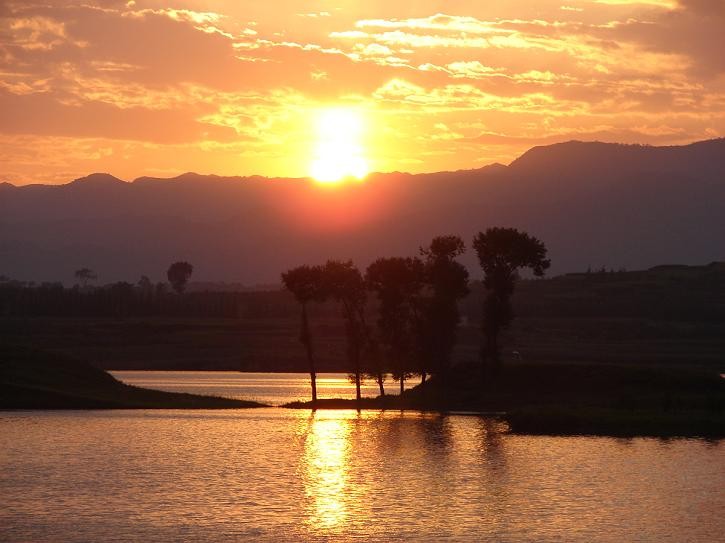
3, 344, 722, 437
1, 344, 267, 410
0, 383, 267, 410
282, 399, 724, 439
282, 362, 725, 438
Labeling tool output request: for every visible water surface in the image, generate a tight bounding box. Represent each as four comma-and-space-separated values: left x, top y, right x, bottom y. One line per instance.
111, 371, 387, 405
1, 373, 723, 542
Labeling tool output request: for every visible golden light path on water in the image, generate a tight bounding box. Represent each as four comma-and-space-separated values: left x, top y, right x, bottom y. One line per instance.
302, 414, 351, 534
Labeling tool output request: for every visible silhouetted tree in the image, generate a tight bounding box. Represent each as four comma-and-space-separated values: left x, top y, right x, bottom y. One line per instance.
473, 227, 550, 373
167, 261, 193, 294
74, 268, 96, 288
324, 260, 366, 402
417, 235, 470, 381
282, 265, 326, 405
137, 275, 153, 292
366, 256, 424, 394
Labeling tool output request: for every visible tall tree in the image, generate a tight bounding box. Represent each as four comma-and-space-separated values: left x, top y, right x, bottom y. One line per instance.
167, 261, 193, 294
323, 260, 367, 403
366, 256, 424, 395
417, 235, 470, 381
472, 227, 550, 373
282, 265, 326, 405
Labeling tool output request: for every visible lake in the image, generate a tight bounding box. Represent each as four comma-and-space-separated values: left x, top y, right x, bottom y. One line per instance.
1, 373, 723, 542
110, 371, 389, 405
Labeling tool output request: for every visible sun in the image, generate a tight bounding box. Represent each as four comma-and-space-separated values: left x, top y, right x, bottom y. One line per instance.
310, 108, 369, 183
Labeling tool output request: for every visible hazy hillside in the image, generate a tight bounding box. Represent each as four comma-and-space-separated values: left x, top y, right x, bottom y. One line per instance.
1, 139, 723, 284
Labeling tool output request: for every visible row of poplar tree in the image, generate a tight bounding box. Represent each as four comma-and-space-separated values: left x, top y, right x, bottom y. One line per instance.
282, 227, 550, 403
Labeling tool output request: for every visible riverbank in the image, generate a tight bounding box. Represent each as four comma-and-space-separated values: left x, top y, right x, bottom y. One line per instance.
3, 343, 722, 436
283, 362, 724, 438
0, 344, 266, 409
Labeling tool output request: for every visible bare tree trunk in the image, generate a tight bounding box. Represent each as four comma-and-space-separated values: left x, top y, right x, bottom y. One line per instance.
357, 306, 382, 397
355, 365, 362, 403
301, 303, 317, 406
353, 339, 362, 403
421, 372, 426, 385
399, 375, 404, 395
345, 303, 362, 405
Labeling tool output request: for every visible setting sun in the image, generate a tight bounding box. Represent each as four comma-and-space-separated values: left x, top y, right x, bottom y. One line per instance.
310, 108, 369, 183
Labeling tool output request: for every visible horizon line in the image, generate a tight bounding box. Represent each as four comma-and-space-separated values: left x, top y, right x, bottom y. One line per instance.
3, 136, 723, 188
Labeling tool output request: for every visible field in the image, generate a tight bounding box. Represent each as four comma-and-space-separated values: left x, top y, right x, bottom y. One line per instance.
0, 315, 723, 372
2, 263, 724, 373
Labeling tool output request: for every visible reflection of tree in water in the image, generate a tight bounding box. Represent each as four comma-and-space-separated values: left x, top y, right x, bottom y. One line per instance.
294, 411, 316, 445
296, 413, 512, 539
402, 414, 458, 536
478, 418, 507, 475
475, 417, 511, 532
374, 413, 453, 460
420, 415, 453, 457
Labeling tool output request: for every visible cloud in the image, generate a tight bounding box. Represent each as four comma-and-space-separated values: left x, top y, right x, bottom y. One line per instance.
298, 12, 331, 18
0, 1, 721, 183
594, 0, 677, 7
372, 78, 577, 116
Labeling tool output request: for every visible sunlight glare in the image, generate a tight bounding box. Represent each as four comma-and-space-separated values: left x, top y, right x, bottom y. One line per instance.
301, 413, 351, 534
310, 108, 369, 183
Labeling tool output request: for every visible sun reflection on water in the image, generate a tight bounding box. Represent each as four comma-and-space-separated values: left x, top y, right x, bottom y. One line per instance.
300, 411, 354, 535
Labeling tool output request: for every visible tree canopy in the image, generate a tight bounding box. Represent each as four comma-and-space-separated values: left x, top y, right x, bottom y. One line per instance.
473, 227, 550, 283
74, 268, 97, 287
167, 261, 193, 294
281, 265, 326, 304
473, 227, 550, 371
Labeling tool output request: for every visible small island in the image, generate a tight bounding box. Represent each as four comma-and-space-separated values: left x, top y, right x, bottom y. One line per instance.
283, 362, 724, 438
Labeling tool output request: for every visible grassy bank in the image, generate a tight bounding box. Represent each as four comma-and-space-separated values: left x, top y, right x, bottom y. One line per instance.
284, 362, 724, 438
0, 344, 266, 409
2, 315, 724, 373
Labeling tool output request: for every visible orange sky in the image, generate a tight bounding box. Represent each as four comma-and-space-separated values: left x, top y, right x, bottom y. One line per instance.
1, 0, 723, 184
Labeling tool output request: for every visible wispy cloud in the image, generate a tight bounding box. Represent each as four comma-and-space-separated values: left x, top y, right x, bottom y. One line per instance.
0, 0, 721, 183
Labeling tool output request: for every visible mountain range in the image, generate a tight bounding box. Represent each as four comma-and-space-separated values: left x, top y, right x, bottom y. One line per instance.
1, 138, 723, 284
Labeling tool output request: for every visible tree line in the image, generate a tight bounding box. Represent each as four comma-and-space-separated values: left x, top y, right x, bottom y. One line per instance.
0, 261, 276, 318
282, 227, 550, 404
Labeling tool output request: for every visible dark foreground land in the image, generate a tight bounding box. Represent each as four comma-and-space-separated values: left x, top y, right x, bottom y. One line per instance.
0, 345, 265, 409
285, 363, 725, 438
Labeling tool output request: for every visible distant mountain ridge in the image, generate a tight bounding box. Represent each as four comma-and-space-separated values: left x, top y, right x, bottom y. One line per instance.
1, 138, 723, 283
